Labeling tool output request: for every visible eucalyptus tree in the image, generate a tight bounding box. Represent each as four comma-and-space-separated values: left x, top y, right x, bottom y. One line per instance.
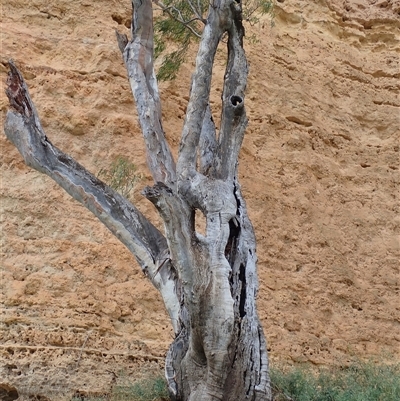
4, 0, 273, 399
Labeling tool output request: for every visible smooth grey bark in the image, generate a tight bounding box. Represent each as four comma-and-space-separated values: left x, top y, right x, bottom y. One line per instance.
4, 0, 272, 400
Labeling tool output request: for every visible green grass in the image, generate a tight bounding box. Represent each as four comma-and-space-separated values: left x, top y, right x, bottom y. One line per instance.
271, 361, 400, 401
112, 376, 169, 401
97, 156, 141, 200
71, 361, 400, 401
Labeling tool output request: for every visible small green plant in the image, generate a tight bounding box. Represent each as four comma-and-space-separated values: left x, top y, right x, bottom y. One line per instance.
271, 360, 400, 401
98, 156, 142, 199
154, 0, 204, 81
113, 376, 169, 401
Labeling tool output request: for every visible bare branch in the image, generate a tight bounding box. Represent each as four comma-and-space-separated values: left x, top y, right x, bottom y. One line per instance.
176, 2, 231, 177
217, 3, 249, 180
186, 0, 206, 24
4, 61, 181, 333
120, 0, 176, 186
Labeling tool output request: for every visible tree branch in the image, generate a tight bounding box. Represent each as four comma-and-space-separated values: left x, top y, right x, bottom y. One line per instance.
186, 0, 206, 24
176, 1, 232, 178
217, 3, 249, 180
119, 0, 176, 186
3, 61, 181, 333
143, 183, 195, 292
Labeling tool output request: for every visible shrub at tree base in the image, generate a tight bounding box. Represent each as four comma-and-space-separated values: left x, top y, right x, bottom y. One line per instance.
271, 361, 400, 401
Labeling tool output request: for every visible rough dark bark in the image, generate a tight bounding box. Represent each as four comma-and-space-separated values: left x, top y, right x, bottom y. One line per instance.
4, 0, 272, 400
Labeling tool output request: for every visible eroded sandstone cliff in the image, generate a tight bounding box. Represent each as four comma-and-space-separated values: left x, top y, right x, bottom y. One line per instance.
1, 0, 399, 399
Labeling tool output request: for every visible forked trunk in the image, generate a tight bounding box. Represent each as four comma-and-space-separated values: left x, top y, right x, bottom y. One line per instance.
4, 0, 272, 400
161, 181, 271, 401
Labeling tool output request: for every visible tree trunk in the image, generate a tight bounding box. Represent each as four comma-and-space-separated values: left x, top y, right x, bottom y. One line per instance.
4, 0, 272, 400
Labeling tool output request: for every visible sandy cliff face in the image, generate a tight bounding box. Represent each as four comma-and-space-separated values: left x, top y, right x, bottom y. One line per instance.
1, 0, 399, 399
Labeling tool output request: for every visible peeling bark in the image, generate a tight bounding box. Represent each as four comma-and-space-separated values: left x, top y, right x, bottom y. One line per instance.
4, 0, 272, 399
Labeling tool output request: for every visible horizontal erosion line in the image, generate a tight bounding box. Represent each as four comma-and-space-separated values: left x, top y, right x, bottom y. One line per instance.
0, 344, 164, 361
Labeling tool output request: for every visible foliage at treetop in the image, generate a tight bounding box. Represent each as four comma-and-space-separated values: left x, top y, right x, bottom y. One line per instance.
154, 0, 275, 80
